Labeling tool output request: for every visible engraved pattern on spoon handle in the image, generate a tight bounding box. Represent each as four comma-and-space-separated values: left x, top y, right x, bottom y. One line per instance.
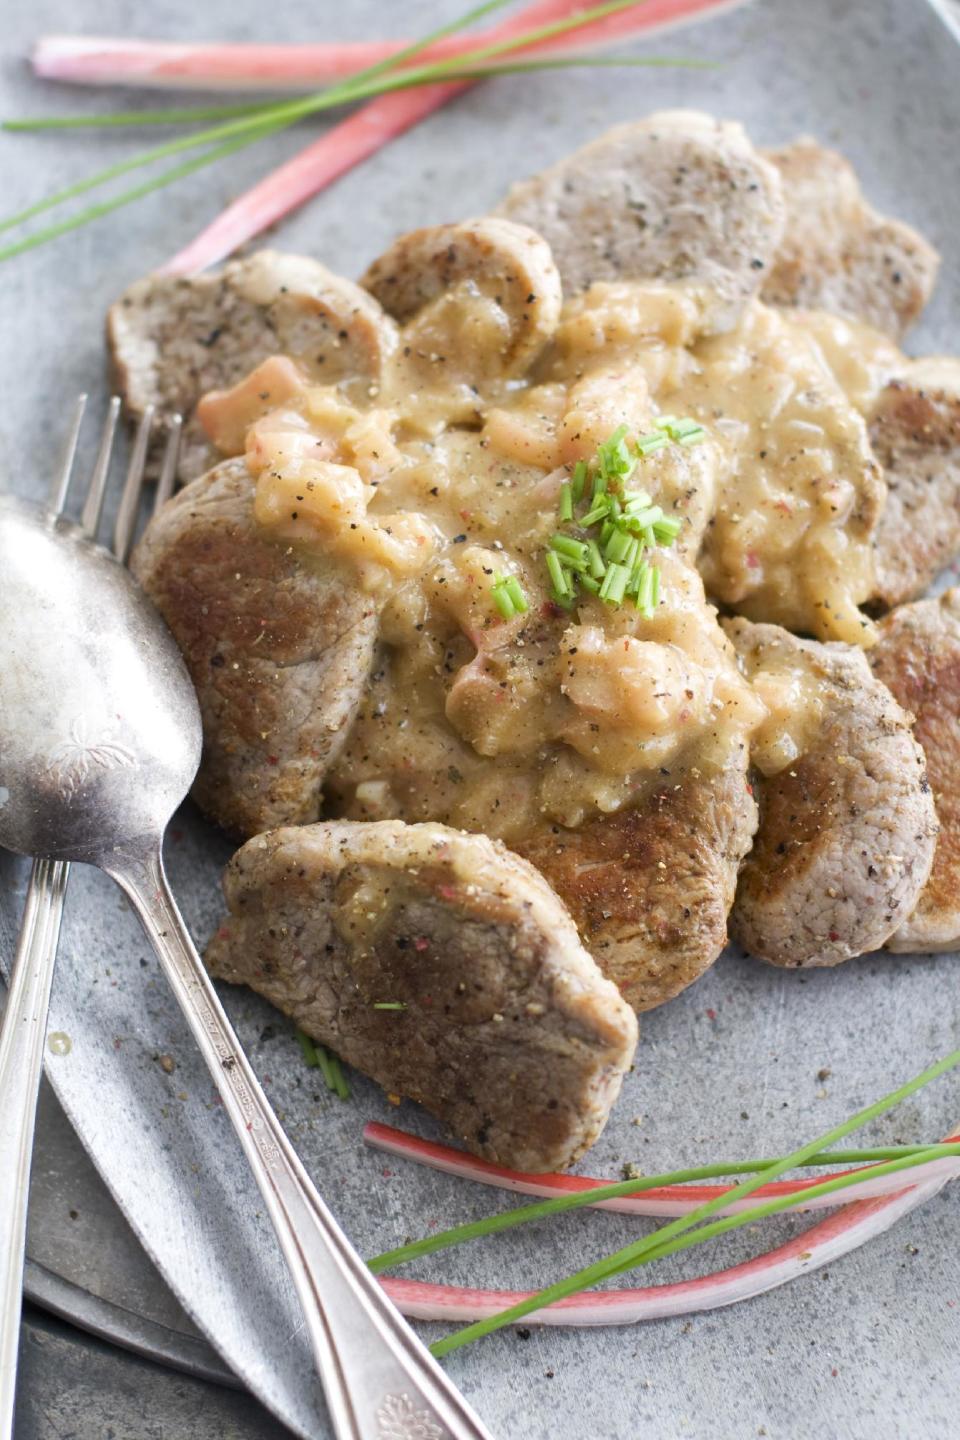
107, 845, 495, 1440
0, 857, 68, 1440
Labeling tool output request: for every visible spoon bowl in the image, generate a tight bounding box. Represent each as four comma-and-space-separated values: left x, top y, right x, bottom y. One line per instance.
0, 495, 201, 863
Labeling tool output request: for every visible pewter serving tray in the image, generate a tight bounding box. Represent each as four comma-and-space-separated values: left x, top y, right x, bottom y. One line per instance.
2, 0, 960, 1436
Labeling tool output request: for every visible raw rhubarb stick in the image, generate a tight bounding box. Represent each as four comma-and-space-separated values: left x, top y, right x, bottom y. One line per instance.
34, 1, 746, 92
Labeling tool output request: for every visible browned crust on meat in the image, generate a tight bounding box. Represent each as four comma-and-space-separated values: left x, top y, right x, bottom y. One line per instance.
494, 110, 785, 334
515, 757, 757, 1012
761, 139, 939, 338
206, 821, 638, 1171
870, 590, 960, 951
107, 251, 399, 480
727, 620, 938, 968
361, 217, 562, 378
131, 459, 377, 836
869, 363, 960, 608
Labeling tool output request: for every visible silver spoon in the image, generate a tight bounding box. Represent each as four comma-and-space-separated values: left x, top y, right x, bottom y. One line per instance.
0, 487, 494, 1440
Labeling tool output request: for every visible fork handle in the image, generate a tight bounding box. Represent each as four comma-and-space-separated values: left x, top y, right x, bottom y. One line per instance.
107, 846, 495, 1440
0, 857, 69, 1440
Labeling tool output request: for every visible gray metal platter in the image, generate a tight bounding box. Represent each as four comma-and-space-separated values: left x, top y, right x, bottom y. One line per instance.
3, 0, 960, 1437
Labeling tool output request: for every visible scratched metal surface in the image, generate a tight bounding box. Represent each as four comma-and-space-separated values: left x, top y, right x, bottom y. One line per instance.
2, 0, 960, 1436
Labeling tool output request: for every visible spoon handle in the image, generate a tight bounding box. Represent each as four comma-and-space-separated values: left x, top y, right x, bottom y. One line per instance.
0, 857, 69, 1440
107, 845, 495, 1440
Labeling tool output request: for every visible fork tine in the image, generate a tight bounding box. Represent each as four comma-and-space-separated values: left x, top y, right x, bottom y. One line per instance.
113, 405, 154, 563
152, 415, 182, 520
47, 394, 87, 517
79, 395, 122, 539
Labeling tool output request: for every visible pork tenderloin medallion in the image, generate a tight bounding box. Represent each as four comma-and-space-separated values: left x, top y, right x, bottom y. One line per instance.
494, 110, 785, 333
361, 217, 563, 383
516, 754, 758, 1013
870, 590, 960, 952
108, 250, 399, 479
131, 458, 377, 837
726, 619, 938, 969
760, 139, 940, 339
206, 820, 638, 1171
868, 359, 960, 608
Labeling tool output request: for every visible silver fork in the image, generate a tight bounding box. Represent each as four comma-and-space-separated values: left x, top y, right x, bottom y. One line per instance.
0, 404, 496, 1440
0, 395, 179, 1436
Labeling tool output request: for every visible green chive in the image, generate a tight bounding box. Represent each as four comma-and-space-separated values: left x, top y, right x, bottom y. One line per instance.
545, 551, 570, 597
504, 576, 528, 613
599, 563, 629, 605
604, 528, 633, 564
581, 499, 611, 528
491, 580, 515, 620
431, 1046, 960, 1356
653, 515, 683, 542
558, 481, 574, 522
373, 1002, 408, 1011
579, 573, 601, 595
586, 540, 606, 580
296, 1028, 320, 1068
653, 414, 678, 432
551, 534, 588, 564
636, 431, 668, 456
571, 461, 587, 503
650, 566, 661, 609
635, 565, 655, 615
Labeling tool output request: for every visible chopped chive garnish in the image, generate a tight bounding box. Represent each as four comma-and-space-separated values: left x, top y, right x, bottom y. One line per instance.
635, 564, 655, 615
297, 1028, 349, 1098
550, 534, 588, 564
491, 578, 516, 619
599, 562, 630, 604
539, 421, 704, 615
491, 572, 528, 619
586, 540, 606, 579
296, 1028, 320, 1067
653, 515, 683, 541
559, 480, 573, 522
604, 528, 633, 564
581, 499, 611, 528
373, 1001, 408, 1010
546, 550, 570, 597
571, 460, 587, 502
504, 575, 528, 612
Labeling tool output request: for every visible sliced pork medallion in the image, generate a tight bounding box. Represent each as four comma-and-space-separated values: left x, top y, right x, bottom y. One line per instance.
726, 619, 937, 969
361, 217, 562, 384
761, 139, 940, 339
131, 459, 377, 837
516, 754, 757, 1013
870, 590, 960, 952
206, 820, 638, 1171
108, 250, 399, 478
494, 110, 785, 333
868, 359, 960, 608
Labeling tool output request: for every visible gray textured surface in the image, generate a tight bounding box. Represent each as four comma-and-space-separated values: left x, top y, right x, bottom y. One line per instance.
2, 0, 960, 1437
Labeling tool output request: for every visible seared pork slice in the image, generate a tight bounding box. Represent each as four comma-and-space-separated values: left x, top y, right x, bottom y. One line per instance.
108, 250, 399, 479
727, 620, 938, 969
516, 755, 757, 1012
494, 111, 785, 333
361, 217, 562, 380
869, 359, 960, 608
131, 459, 376, 837
761, 139, 939, 339
206, 820, 638, 1171
870, 590, 960, 952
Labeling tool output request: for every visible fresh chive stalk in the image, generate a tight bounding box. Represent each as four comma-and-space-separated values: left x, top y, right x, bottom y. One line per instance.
367, 1139, 960, 1277
430, 1046, 960, 1356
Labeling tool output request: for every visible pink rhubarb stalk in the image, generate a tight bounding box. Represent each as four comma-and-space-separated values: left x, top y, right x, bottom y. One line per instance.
160, 0, 743, 274
368, 1120, 960, 1327
35, 2, 746, 92
364, 1121, 960, 1216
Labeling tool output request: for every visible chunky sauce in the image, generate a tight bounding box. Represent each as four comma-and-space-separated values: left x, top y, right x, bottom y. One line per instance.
197, 275, 895, 836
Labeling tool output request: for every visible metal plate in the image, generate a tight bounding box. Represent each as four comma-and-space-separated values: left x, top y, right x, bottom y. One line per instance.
3, 0, 960, 1437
